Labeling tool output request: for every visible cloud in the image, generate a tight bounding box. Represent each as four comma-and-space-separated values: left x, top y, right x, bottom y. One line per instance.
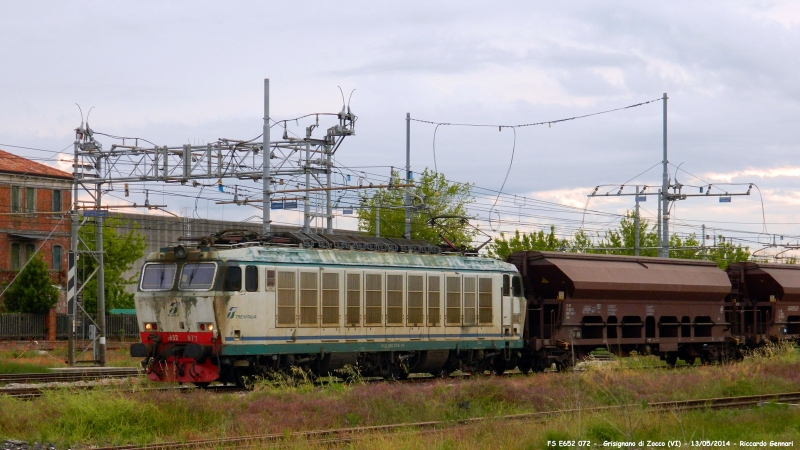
703, 166, 800, 182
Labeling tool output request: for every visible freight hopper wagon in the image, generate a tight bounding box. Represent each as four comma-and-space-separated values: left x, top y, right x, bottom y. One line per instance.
131, 233, 527, 386
508, 251, 738, 370
726, 262, 800, 345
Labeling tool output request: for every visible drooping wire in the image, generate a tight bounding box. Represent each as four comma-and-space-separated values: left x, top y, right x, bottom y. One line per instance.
410, 97, 662, 129
432, 124, 442, 174
490, 126, 516, 213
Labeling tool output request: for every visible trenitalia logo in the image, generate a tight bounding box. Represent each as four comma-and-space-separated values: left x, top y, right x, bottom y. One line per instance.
227, 306, 256, 320
168, 302, 179, 316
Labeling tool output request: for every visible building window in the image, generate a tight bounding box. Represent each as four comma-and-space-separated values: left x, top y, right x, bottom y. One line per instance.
25, 243, 36, 262
52, 190, 63, 212
52, 245, 63, 271
25, 187, 36, 213
11, 186, 21, 213
10, 243, 21, 270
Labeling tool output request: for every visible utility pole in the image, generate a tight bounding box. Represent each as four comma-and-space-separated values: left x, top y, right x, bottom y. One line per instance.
587, 93, 751, 257
405, 113, 411, 240
657, 189, 662, 252
262, 78, 271, 234
303, 138, 311, 233
67, 140, 79, 366
634, 186, 641, 256
95, 159, 106, 365
375, 206, 380, 238
702, 224, 707, 260
661, 92, 669, 258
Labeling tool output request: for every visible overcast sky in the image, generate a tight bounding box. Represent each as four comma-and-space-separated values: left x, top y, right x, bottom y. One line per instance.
2, 1, 800, 256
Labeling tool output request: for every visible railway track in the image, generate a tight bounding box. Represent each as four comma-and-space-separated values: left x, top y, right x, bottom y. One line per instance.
88, 391, 800, 450
0, 368, 141, 385
0, 383, 244, 399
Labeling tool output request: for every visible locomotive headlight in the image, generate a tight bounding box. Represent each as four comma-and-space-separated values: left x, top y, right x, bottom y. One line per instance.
144, 322, 158, 331
208, 324, 214, 331
198, 323, 214, 332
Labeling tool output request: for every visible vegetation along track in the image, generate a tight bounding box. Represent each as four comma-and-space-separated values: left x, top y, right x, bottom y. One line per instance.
88, 391, 800, 450
1, 383, 243, 399
0, 368, 141, 385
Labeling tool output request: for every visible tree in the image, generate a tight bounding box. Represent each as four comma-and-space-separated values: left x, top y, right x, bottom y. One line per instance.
488, 210, 751, 269
3, 254, 59, 313
593, 211, 659, 257
78, 216, 147, 314
357, 169, 477, 249
487, 226, 569, 260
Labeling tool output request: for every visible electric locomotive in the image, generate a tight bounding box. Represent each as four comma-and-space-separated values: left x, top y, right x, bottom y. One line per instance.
130, 231, 527, 386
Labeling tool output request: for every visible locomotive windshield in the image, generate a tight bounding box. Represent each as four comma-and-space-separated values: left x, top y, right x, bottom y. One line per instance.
140, 263, 177, 291
179, 262, 217, 291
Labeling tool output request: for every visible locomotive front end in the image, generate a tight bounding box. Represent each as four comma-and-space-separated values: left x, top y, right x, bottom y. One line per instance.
130, 245, 220, 385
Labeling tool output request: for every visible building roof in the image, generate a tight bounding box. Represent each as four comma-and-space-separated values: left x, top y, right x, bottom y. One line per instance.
0, 148, 72, 180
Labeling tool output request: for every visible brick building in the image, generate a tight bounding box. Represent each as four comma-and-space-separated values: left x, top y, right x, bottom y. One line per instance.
0, 148, 72, 313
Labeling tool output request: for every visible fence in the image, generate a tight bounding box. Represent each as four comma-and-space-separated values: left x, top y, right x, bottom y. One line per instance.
0, 313, 139, 340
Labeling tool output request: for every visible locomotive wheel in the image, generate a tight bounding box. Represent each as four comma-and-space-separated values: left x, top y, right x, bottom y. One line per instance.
430, 368, 451, 378
235, 369, 254, 390
387, 365, 409, 381
493, 359, 507, 376
517, 360, 532, 375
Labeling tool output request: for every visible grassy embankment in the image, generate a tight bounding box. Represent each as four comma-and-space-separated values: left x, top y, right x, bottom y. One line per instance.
0, 341, 141, 372
0, 344, 798, 448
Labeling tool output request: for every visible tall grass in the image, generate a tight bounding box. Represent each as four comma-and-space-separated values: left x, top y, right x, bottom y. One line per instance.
0, 360, 51, 374
0, 344, 797, 447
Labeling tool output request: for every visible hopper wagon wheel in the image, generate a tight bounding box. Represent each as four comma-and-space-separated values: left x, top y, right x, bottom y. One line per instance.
664, 354, 678, 368
193, 382, 211, 389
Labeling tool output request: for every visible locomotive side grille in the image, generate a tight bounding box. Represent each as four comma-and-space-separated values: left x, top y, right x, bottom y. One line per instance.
346, 273, 361, 327
277, 271, 296, 326
428, 275, 441, 326
407, 275, 424, 326
463, 277, 476, 326
365, 273, 382, 325
446, 276, 461, 326
479, 277, 493, 324
300, 272, 319, 325
386, 274, 403, 325
322, 272, 340, 325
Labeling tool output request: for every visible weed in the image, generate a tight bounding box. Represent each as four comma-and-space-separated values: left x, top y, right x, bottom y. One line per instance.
0, 360, 50, 374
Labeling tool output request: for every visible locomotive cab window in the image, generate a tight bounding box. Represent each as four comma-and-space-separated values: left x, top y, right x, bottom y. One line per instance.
224, 266, 242, 291
179, 262, 217, 291
141, 263, 177, 291
502, 274, 510, 296
245, 266, 258, 292
512, 276, 523, 296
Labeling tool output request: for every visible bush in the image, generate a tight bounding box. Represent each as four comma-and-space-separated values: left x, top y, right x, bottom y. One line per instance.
3, 255, 59, 313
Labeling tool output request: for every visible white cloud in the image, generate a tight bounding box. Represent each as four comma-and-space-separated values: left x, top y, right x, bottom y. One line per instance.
703, 166, 800, 182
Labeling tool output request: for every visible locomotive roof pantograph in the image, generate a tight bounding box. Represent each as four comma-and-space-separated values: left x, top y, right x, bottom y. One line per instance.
149, 245, 516, 273
508, 251, 731, 302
